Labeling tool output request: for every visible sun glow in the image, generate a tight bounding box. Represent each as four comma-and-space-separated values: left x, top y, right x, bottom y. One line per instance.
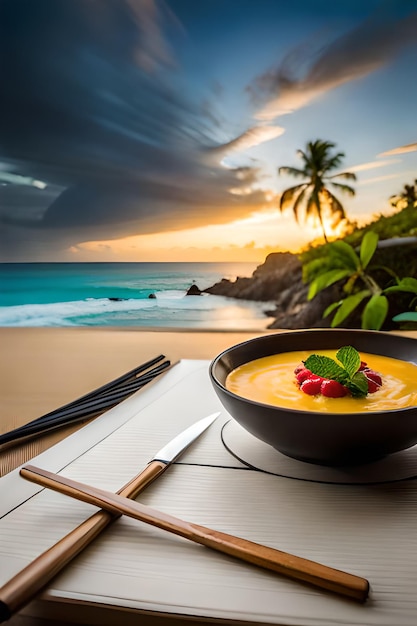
67, 208, 317, 262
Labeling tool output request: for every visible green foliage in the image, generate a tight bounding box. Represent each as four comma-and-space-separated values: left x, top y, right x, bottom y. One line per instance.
388, 277, 417, 329
359, 230, 378, 269
302, 229, 417, 330
307, 269, 351, 300
362, 294, 389, 330
300, 204, 417, 269
390, 179, 417, 211
329, 240, 360, 270
302, 231, 382, 287
393, 312, 417, 323
342, 204, 417, 249
297, 179, 417, 331
328, 290, 371, 327
384, 277, 417, 295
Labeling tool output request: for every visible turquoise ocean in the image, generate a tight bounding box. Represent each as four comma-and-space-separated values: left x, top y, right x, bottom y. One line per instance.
0, 262, 274, 329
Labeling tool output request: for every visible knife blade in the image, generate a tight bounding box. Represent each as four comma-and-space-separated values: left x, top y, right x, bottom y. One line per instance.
20, 464, 370, 603
153, 412, 219, 463
115, 411, 220, 492
0, 412, 219, 622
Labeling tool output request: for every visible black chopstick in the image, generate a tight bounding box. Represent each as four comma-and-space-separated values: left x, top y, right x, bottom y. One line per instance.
1, 361, 171, 442
0, 357, 171, 448
26, 354, 167, 427
96, 362, 171, 398
10, 361, 171, 434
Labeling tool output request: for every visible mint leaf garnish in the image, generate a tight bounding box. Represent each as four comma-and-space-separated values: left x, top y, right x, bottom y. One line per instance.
336, 346, 361, 378
304, 354, 347, 382
303, 346, 369, 398
349, 371, 369, 397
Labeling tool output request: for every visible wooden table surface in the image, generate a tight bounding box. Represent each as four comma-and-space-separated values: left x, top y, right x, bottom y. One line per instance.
1, 327, 416, 626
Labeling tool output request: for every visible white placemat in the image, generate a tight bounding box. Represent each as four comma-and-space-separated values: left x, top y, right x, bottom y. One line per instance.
221, 419, 417, 484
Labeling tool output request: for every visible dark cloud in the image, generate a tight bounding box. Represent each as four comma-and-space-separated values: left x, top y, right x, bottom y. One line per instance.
2, 0, 415, 261
0, 0, 269, 259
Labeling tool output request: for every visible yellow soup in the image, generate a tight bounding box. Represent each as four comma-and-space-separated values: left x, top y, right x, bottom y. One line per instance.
225, 350, 417, 413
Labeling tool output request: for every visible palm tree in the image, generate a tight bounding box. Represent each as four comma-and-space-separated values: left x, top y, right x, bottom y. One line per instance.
390, 179, 417, 210
278, 139, 356, 243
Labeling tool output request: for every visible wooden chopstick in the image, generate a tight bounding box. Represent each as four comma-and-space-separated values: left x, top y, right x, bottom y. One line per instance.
0, 460, 169, 621
20, 465, 370, 603
0, 357, 170, 448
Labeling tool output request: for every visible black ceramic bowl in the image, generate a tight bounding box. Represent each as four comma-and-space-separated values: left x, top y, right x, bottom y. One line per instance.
210, 329, 417, 466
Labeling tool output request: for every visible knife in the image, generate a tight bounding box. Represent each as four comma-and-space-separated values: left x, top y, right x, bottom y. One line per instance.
20, 464, 370, 603
0, 412, 219, 622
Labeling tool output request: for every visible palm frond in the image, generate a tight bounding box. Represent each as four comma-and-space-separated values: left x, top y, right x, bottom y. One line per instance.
325, 190, 346, 220
328, 171, 357, 182
305, 193, 320, 220
323, 153, 344, 171
330, 181, 356, 196
296, 149, 307, 160
292, 186, 309, 222
310, 140, 336, 154
279, 185, 306, 213
278, 166, 307, 179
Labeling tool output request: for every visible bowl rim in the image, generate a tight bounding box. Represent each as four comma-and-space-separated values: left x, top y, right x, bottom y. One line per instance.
209, 328, 417, 417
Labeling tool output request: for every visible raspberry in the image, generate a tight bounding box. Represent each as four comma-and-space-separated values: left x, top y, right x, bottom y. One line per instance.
296, 368, 313, 384
366, 377, 381, 393
294, 363, 305, 375
359, 361, 368, 371
320, 379, 348, 398
300, 377, 323, 395
365, 370, 382, 386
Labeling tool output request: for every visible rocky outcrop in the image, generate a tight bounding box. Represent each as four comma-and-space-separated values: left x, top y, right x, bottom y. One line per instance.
266, 283, 343, 329
204, 252, 343, 329
205, 253, 302, 301
186, 284, 202, 296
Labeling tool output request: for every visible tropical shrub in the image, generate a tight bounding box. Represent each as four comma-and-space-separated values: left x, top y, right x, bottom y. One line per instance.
390, 179, 417, 211
303, 231, 417, 330
386, 278, 417, 328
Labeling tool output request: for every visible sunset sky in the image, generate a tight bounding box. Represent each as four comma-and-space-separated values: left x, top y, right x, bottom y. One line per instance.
0, 0, 416, 262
